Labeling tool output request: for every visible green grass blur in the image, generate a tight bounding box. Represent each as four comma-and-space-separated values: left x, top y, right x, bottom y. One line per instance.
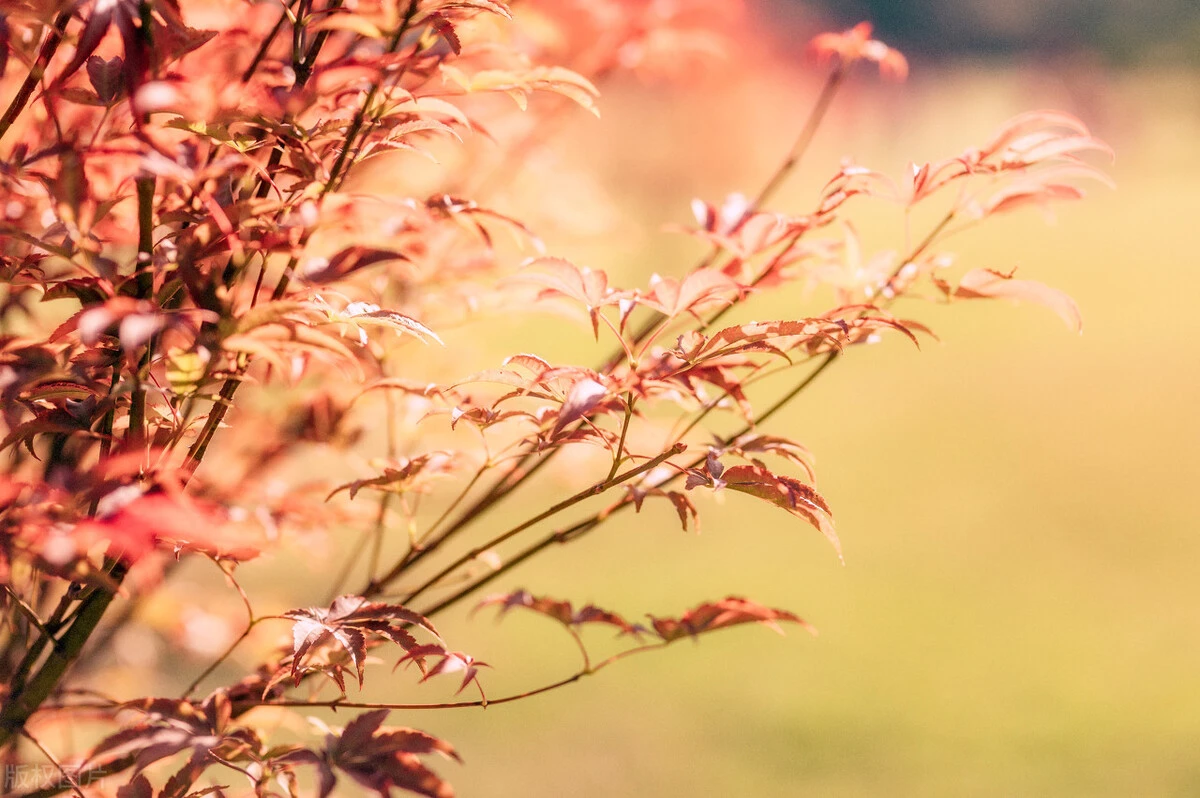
367, 64, 1200, 797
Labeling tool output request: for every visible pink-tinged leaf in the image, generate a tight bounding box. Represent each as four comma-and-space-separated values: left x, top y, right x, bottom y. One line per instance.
551, 377, 608, 438
627, 486, 701, 532
116, 775, 153, 798
504, 353, 552, 374
807, 21, 907, 81
982, 183, 1085, 216
327, 453, 456, 501
85, 692, 262, 793
52, 0, 117, 89
284, 596, 439, 689
476, 590, 644, 636
327, 710, 459, 798
727, 434, 818, 482
701, 319, 842, 357
642, 269, 742, 319
346, 308, 444, 346
303, 246, 410, 283
518, 258, 615, 338
955, 268, 1082, 333
73, 490, 232, 564
648, 596, 816, 643
715, 465, 840, 560
425, 13, 462, 54
665, 491, 700, 533
980, 110, 1092, 160
439, 0, 512, 19
396, 645, 489, 696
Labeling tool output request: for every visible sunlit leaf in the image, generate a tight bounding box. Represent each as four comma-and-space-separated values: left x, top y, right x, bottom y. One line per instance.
954, 268, 1083, 333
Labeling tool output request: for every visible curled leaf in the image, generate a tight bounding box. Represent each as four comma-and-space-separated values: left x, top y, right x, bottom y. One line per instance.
954, 268, 1082, 333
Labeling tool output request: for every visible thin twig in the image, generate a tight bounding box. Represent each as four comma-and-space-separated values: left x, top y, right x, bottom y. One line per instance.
399, 444, 686, 606
0, 11, 72, 144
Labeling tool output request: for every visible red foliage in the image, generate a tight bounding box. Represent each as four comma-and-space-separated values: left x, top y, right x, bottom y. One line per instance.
0, 2, 1108, 796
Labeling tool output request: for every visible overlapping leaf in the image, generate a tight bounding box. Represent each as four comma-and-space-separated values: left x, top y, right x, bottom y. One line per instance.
283, 596, 440, 690
686, 456, 840, 559
277, 710, 459, 798
84, 692, 261, 798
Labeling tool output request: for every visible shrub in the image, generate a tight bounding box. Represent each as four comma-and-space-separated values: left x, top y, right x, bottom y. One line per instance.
0, 2, 1108, 796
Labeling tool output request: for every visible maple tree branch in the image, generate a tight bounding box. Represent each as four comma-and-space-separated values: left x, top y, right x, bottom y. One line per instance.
368, 449, 560, 594
605, 394, 636, 482
398, 444, 686, 606
417, 351, 841, 619
248, 641, 672, 713
126, 176, 157, 450
743, 65, 847, 231
418, 61, 854, 541
182, 0, 367, 478
608, 62, 848, 373
240, 1, 299, 83
0, 560, 127, 750
0, 10, 72, 144
181, 377, 241, 481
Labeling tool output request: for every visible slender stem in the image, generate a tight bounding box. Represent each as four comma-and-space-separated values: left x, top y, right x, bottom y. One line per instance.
416, 64, 853, 546
742, 66, 846, 232
127, 176, 157, 450
18, 755, 136, 798
608, 65, 848, 371
0, 11, 72, 144
134, 177, 156, 295
16, 728, 85, 798
181, 377, 241, 482
324, 1, 418, 195
367, 450, 556, 594
3, 591, 72, 705
399, 444, 685, 606
292, 0, 345, 87
2, 587, 52, 645
366, 493, 392, 586
326, 525, 377, 603
240, 2, 299, 83
605, 394, 635, 481
180, 620, 259, 699
419, 467, 485, 548
246, 642, 670, 713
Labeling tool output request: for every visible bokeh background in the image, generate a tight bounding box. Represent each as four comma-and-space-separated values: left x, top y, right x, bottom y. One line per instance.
361, 2, 1199, 796
140, 2, 1196, 796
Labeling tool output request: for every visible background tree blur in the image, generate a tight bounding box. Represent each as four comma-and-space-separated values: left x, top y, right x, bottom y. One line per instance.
771, 0, 1199, 64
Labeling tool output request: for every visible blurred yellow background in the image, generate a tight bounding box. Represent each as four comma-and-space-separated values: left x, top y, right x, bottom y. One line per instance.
367, 55, 1200, 798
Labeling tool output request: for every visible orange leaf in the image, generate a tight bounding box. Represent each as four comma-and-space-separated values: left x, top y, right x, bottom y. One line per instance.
955, 268, 1082, 333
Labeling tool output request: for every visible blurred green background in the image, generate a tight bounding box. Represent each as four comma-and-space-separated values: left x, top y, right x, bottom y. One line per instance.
351, 12, 1200, 798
